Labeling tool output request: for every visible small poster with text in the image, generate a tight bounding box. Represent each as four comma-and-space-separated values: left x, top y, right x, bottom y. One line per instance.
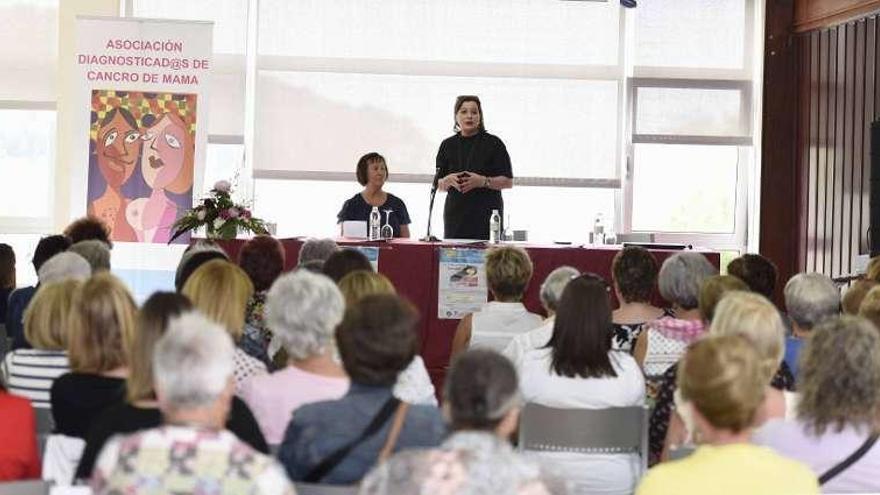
437, 248, 487, 319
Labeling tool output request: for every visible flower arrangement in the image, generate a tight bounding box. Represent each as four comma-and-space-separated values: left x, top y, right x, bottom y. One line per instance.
169, 180, 269, 242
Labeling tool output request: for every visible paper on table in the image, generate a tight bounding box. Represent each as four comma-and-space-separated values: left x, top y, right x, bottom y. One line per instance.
341, 221, 367, 239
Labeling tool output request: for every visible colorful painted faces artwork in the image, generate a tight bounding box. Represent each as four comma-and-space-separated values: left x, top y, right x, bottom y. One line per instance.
88, 91, 196, 244
90, 107, 141, 241
126, 112, 194, 243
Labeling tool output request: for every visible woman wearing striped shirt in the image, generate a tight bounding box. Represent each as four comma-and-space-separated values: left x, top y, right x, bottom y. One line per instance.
1, 280, 78, 408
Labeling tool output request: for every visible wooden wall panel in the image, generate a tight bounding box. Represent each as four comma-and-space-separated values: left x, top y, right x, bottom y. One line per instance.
796, 0, 880, 31
793, 13, 880, 279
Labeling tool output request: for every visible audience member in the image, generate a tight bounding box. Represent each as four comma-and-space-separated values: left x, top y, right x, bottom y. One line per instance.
451, 246, 542, 355
782, 273, 839, 379
51, 273, 135, 438
0, 243, 14, 322
173, 242, 228, 292
336, 270, 437, 406
279, 295, 445, 485
361, 349, 566, 494
298, 238, 338, 269
857, 285, 880, 330
727, 253, 778, 299
240, 271, 348, 446
37, 252, 91, 284
0, 382, 40, 481
1, 280, 78, 408
502, 265, 579, 368
634, 252, 716, 377
90, 312, 293, 495
68, 240, 111, 273
754, 316, 880, 493
611, 246, 668, 352
7, 235, 70, 350
238, 235, 286, 367
842, 278, 877, 315
865, 256, 880, 281
519, 273, 645, 495
636, 336, 818, 495
322, 248, 373, 283
182, 259, 267, 391
76, 292, 268, 480
663, 291, 795, 459
64, 216, 112, 247
698, 275, 748, 323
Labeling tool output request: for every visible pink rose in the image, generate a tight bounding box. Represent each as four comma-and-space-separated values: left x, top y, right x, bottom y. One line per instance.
227, 208, 239, 219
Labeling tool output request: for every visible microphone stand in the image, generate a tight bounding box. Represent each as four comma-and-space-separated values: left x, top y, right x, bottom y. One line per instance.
421, 166, 441, 242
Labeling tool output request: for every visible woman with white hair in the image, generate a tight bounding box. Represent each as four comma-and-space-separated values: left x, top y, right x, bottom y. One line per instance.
239, 270, 349, 446
502, 265, 579, 368
782, 273, 839, 380
634, 252, 717, 378
37, 252, 91, 284
90, 312, 292, 494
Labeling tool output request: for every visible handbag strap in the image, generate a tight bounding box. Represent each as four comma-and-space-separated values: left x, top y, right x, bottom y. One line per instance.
819, 433, 879, 485
377, 402, 410, 463
303, 396, 400, 483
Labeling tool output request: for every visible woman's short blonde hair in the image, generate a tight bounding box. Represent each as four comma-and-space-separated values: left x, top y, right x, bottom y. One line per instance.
68, 273, 137, 373
844, 279, 878, 315
338, 270, 396, 307
24, 279, 81, 350
698, 275, 749, 323
182, 259, 254, 340
679, 335, 766, 433
858, 285, 880, 331
485, 246, 533, 301
709, 291, 785, 384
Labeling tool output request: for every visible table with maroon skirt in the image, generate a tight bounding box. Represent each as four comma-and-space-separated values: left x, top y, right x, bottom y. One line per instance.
218, 238, 719, 396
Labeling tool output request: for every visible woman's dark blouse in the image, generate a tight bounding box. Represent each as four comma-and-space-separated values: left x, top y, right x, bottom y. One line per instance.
436, 131, 513, 240
648, 360, 796, 466
74, 397, 269, 480
337, 193, 411, 238
50, 373, 126, 439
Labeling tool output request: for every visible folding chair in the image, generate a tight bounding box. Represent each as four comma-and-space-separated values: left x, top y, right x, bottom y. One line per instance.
517, 403, 650, 477
33, 408, 55, 460
0, 480, 51, 495
293, 482, 359, 495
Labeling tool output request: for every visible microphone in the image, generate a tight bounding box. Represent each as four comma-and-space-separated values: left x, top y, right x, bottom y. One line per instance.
421, 165, 442, 242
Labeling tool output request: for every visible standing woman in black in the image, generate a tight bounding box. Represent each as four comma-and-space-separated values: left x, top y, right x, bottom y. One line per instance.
436, 96, 513, 240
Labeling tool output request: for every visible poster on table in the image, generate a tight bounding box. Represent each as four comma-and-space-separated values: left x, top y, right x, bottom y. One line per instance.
351, 246, 380, 272
437, 248, 488, 319
72, 17, 213, 245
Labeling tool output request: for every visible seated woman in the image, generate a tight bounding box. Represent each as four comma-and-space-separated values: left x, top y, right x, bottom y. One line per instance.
90, 312, 291, 495
337, 152, 411, 238
51, 273, 135, 439
182, 259, 267, 392
239, 271, 349, 446
76, 292, 268, 480
519, 274, 645, 495
361, 349, 565, 494
754, 316, 880, 493
611, 246, 669, 352
2, 280, 78, 409
279, 295, 445, 485
0, 382, 40, 481
451, 246, 543, 355
238, 235, 287, 368
636, 336, 818, 495
782, 273, 839, 381
634, 252, 717, 378
662, 291, 795, 460
337, 270, 436, 406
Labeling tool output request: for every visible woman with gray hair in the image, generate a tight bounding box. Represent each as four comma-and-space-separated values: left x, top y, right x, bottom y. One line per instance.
297, 238, 338, 270
783, 272, 839, 380
37, 252, 91, 284
502, 265, 579, 368
239, 270, 349, 446
90, 312, 293, 494
360, 349, 565, 494
633, 252, 716, 378
754, 315, 880, 493
68, 240, 111, 273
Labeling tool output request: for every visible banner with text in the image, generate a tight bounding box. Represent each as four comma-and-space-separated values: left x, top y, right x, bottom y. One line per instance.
72, 16, 213, 245
437, 248, 487, 319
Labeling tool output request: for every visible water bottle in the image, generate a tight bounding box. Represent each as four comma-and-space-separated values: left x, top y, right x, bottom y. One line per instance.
369, 206, 381, 240
489, 209, 502, 243
593, 213, 606, 245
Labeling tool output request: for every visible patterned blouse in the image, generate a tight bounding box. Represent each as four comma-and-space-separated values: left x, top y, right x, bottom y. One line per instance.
360, 431, 569, 495
648, 361, 796, 466
240, 292, 273, 368
91, 425, 293, 495
610, 308, 675, 353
